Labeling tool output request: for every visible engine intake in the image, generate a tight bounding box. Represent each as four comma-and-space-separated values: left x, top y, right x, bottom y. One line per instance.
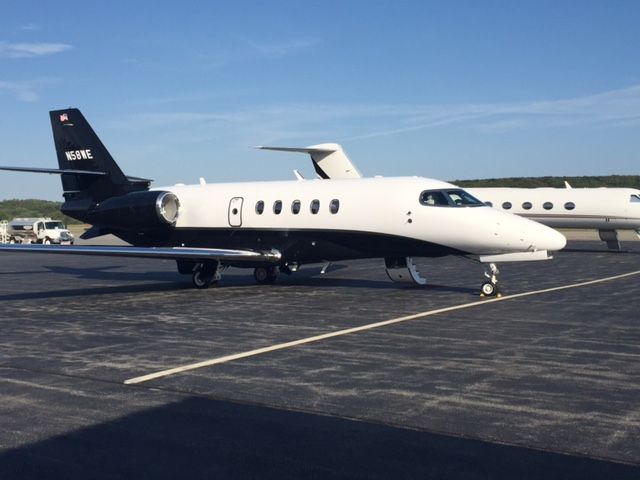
91, 191, 180, 229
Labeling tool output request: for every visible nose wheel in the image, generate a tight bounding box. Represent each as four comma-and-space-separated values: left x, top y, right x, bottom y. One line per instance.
480, 263, 502, 297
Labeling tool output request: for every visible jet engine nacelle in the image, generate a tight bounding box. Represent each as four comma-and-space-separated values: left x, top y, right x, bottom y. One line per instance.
91, 191, 180, 229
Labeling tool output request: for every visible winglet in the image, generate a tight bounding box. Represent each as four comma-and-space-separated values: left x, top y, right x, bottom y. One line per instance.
257, 143, 363, 179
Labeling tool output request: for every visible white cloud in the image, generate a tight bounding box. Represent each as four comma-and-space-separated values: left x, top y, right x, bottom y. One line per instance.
194, 37, 320, 69
0, 80, 38, 102
0, 41, 72, 58
248, 38, 321, 58
20, 23, 40, 31
129, 85, 640, 145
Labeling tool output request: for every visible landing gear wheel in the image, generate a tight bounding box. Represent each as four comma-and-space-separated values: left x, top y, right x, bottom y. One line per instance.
254, 266, 278, 284
480, 262, 501, 297
43, 238, 51, 245
192, 262, 219, 289
480, 281, 497, 297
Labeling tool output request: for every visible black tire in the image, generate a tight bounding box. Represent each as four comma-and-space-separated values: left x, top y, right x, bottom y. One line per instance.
192, 263, 218, 289
254, 266, 278, 284
480, 281, 496, 297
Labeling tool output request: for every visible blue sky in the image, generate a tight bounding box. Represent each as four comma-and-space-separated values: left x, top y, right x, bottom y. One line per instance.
1, 0, 639, 200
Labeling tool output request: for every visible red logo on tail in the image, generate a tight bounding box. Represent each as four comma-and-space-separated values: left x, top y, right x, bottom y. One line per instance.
59, 113, 69, 122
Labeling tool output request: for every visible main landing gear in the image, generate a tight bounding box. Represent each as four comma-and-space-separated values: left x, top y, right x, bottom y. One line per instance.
253, 266, 279, 284
480, 263, 501, 297
192, 261, 221, 289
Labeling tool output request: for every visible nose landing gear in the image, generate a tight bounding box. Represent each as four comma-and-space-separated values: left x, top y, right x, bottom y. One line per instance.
480, 263, 501, 297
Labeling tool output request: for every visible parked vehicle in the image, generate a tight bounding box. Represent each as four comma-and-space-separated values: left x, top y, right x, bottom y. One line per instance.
6, 217, 74, 245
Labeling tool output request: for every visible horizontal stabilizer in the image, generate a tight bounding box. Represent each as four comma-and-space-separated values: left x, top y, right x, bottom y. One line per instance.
0, 166, 108, 175
0, 244, 282, 263
257, 143, 363, 179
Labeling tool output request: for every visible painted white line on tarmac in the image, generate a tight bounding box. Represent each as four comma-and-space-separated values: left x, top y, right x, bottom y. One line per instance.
124, 269, 640, 385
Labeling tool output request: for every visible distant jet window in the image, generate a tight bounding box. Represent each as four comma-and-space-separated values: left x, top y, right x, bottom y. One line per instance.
310, 199, 320, 214
630, 195, 640, 203
273, 200, 282, 214
330, 199, 340, 214
502, 202, 512, 210
522, 202, 532, 210
484, 201, 493, 207
543, 202, 553, 210
291, 200, 301, 214
564, 202, 576, 210
255, 201, 264, 214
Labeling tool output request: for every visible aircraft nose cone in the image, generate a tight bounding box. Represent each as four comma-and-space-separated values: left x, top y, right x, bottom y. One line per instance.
533, 223, 567, 252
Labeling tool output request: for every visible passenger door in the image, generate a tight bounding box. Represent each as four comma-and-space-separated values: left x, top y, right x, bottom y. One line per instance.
228, 197, 243, 227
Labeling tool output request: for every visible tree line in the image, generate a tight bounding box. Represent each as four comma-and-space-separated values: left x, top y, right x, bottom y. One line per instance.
0, 199, 81, 225
453, 175, 640, 188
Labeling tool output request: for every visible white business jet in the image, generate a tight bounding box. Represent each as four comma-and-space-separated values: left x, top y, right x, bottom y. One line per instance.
0, 109, 565, 296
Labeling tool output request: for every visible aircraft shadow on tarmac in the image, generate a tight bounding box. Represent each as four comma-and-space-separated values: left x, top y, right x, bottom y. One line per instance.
562, 247, 640, 254
0, 396, 636, 480
0, 264, 477, 301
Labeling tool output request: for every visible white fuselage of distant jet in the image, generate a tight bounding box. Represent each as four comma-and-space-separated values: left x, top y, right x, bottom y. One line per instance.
467, 187, 640, 232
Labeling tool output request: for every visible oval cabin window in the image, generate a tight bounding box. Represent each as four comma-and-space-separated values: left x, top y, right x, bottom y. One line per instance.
291, 200, 301, 214
330, 199, 340, 214
522, 202, 532, 210
255, 201, 264, 214
485, 201, 493, 207
543, 202, 553, 210
310, 199, 320, 214
564, 202, 576, 210
273, 200, 282, 214
502, 202, 512, 210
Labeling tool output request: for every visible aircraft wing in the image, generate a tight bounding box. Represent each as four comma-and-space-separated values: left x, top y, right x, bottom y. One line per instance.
257, 143, 363, 179
0, 244, 281, 263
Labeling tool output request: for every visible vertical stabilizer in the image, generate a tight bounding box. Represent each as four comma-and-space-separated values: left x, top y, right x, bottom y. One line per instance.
50, 108, 147, 201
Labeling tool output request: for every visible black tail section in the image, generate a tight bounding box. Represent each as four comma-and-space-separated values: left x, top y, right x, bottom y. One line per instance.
50, 108, 150, 202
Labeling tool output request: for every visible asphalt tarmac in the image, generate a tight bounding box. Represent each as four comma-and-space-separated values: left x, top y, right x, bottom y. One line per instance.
0, 240, 639, 479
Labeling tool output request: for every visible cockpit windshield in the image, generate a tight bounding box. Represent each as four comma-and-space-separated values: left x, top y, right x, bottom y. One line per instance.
630, 195, 640, 203
420, 189, 485, 207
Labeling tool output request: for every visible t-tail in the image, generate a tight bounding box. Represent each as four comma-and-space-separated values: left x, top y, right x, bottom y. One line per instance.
0, 108, 152, 226
50, 108, 150, 202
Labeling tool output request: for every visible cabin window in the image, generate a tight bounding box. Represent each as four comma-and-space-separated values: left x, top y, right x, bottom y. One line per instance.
543, 202, 553, 210
522, 202, 532, 210
255, 201, 264, 214
419, 189, 484, 207
273, 200, 282, 214
484, 201, 493, 207
330, 199, 340, 214
502, 202, 512, 210
291, 200, 301, 214
310, 199, 320, 214
564, 202, 575, 210
631, 195, 640, 203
